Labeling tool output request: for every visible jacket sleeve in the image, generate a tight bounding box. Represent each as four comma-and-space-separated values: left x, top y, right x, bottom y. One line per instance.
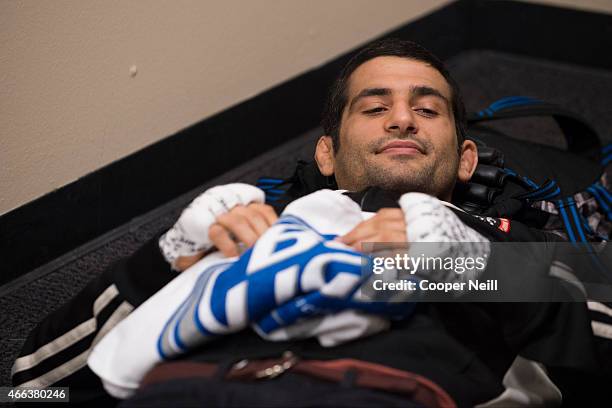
11, 235, 176, 399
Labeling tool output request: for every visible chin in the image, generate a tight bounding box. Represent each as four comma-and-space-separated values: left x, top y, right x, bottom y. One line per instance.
375, 178, 431, 195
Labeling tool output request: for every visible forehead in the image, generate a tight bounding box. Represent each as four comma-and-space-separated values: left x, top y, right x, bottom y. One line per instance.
346, 56, 451, 100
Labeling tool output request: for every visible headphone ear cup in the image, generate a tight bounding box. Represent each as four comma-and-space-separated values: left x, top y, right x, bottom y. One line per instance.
477, 146, 505, 167
470, 164, 508, 188
453, 182, 500, 214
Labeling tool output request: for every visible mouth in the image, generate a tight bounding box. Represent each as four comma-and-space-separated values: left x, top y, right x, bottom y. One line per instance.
377, 140, 424, 155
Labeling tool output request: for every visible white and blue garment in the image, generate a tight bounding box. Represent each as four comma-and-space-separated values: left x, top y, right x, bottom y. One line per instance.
156, 213, 413, 360
88, 189, 489, 399
88, 190, 415, 398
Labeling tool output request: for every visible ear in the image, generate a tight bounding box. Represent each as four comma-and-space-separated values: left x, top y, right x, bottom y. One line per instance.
314, 136, 335, 176
457, 139, 478, 183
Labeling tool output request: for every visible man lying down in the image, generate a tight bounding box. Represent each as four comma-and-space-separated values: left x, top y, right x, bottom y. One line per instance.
11, 39, 607, 407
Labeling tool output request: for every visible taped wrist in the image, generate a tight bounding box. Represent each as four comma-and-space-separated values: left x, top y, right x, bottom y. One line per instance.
399, 192, 491, 286
159, 183, 265, 267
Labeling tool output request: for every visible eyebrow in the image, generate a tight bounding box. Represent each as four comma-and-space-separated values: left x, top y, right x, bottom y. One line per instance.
349, 88, 391, 111
411, 85, 450, 106
348, 85, 450, 111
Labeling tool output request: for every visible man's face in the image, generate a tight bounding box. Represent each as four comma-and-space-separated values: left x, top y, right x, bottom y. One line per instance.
320, 56, 464, 200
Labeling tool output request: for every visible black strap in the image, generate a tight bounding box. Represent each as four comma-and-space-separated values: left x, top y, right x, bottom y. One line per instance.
467, 97, 601, 157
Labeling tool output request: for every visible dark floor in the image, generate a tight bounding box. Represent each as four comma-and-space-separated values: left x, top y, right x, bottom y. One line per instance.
1, 49, 612, 387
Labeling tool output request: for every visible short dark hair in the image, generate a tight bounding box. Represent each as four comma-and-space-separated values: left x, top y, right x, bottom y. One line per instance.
321, 38, 466, 151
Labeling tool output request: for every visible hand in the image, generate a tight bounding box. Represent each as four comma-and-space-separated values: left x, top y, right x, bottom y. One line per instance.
209, 203, 278, 257
337, 208, 407, 252
159, 183, 267, 271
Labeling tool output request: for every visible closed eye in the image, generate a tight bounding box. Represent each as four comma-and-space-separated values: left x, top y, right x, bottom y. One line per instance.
415, 108, 438, 117
363, 107, 387, 115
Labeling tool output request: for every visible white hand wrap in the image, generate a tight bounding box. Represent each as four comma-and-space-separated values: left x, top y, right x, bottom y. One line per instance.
159, 183, 265, 267
399, 192, 491, 286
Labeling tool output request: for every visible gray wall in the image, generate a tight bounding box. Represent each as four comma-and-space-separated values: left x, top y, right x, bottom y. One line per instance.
0, 0, 450, 215
2, 0, 611, 215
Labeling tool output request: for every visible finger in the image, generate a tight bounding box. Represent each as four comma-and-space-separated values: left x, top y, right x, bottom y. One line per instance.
174, 252, 206, 272
340, 209, 406, 243
250, 203, 278, 226
247, 210, 270, 236
338, 218, 378, 245
208, 224, 239, 257
377, 219, 408, 233
346, 230, 408, 252
216, 213, 259, 247
376, 208, 405, 219
231, 206, 270, 236
339, 215, 404, 244
341, 217, 406, 248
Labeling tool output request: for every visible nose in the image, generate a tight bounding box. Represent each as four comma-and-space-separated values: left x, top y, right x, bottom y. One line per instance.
384, 103, 418, 135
